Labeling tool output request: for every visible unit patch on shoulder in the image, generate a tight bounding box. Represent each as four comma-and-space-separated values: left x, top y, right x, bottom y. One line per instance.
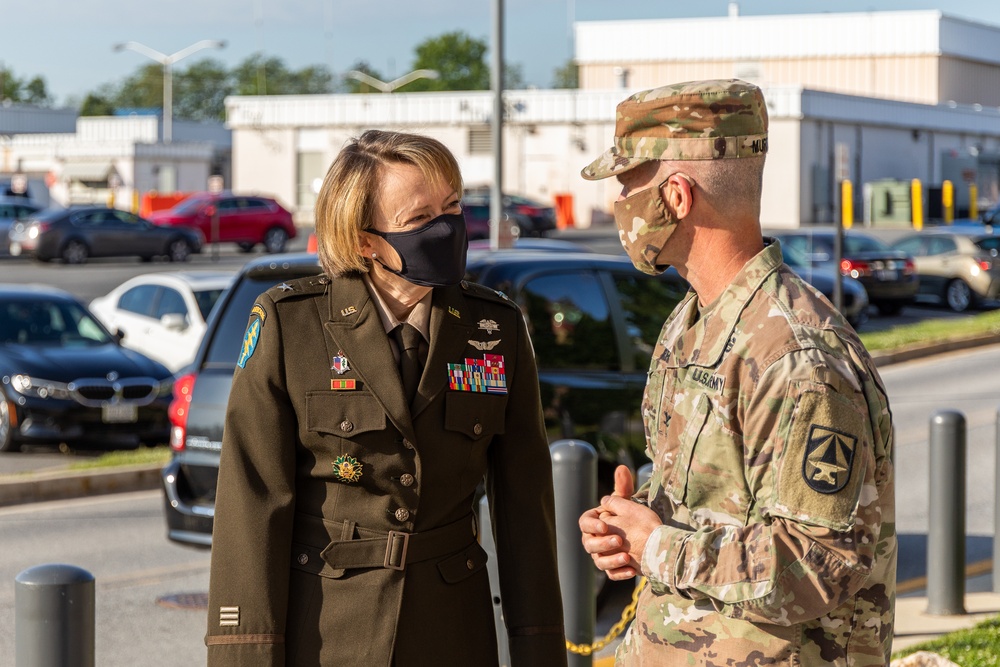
237, 317, 262, 368
250, 303, 267, 324
803, 425, 857, 494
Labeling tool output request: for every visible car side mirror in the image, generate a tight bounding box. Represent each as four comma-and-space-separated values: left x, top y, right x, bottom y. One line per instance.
161, 313, 189, 331
115, 328, 126, 342
204, 205, 217, 217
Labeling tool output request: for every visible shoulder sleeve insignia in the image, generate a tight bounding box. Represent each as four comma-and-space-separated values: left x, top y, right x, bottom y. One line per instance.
237, 318, 262, 368
803, 425, 857, 494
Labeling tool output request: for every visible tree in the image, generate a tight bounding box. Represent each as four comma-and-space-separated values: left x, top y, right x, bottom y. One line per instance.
553, 60, 578, 89
407, 31, 490, 91
113, 63, 165, 111
342, 60, 385, 93
231, 53, 335, 97
79, 92, 115, 116
174, 58, 231, 121
0, 66, 53, 106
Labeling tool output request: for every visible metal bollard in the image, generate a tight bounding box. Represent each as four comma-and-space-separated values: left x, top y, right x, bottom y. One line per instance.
637, 462, 654, 492
927, 411, 966, 615
15, 563, 95, 667
995, 408, 1000, 595
479, 495, 511, 667
551, 439, 597, 667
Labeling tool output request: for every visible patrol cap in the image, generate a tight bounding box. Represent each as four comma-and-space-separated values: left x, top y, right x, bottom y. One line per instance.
581, 78, 769, 181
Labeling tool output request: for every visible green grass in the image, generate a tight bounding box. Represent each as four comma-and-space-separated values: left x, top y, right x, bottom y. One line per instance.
892, 616, 1000, 666
859, 309, 1000, 352
66, 445, 171, 471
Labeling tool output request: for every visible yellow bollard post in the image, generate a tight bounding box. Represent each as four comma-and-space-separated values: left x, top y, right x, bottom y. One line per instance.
841, 180, 853, 229
970, 183, 978, 220
107, 190, 115, 209
132, 189, 140, 214
943, 180, 954, 224
911, 179, 924, 231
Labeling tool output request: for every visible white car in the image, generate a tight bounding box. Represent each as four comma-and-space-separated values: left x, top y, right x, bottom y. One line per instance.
90, 271, 234, 372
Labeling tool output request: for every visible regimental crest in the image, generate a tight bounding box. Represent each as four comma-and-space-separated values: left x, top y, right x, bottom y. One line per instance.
477, 319, 499, 335
331, 352, 350, 374
332, 455, 363, 483
469, 339, 501, 351
803, 425, 857, 494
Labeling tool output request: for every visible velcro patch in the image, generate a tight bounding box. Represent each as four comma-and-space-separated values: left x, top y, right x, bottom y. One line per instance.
776, 382, 866, 532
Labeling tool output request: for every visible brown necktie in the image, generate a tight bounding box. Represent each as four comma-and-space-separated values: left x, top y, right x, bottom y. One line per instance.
395, 323, 423, 406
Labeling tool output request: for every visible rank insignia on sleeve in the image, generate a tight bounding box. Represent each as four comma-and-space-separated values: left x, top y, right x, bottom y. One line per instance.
332, 455, 363, 483
447, 354, 507, 394
469, 339, 500, 351
331, 352, 350, 374
803, 425, 857, 494
237, 318, 262, 369
477, 319, 499, 335
331, 379, 357, 390
448, 306, 461, 318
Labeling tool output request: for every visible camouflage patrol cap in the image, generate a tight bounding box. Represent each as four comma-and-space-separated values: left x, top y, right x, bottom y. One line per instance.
581, 79, 768, 181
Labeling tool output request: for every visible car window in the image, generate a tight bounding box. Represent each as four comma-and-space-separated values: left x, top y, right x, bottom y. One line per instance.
217, 198, 239, 211
0, 299, 112, 346
517, 272, 618, 370
0, 204, 13, 218
193, 289, 226, 321
781, 235, 832, 262
14, 205, 38, 219
240, 198, 268, 211
927, 237, 957, 255
613, 272, 687, 369
204, 277, 296, 365
844, 234, 891, 254
74, 211, 110, 227
173, 197, 210, 214
155, 288, 188, 319
975, 237, 1000, 255
113, 210, 143, 225
892, 237, 925, 256
118, 285, 158, 317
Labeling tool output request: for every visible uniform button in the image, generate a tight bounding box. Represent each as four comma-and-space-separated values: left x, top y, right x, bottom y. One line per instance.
399, 473, 414, 487
402, 439, 414, 450
340, 420, 354, 433
473, 423, 483, 436
394, 508, 410, 522
466, 559, 475, 570
297, 553, 309, 565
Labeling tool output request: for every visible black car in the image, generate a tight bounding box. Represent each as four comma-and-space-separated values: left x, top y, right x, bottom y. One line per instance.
772, 229, 918, 315
8, 206, 204, 264
161, 250, 689, 547
779, 242, 870, 328
463, 192, 558, 238
0, 285, 174, 452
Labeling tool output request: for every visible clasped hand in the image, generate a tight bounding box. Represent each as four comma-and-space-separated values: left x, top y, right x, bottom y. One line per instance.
578, 465, 662, 581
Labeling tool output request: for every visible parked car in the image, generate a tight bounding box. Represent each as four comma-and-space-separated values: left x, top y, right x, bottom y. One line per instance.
889, 231, 1000, 311
8, 207, 203, 264
771, 229, 918, 315
149, 193, 297, 253
0, 197, 44, 256
779, 242, 870, 328
462, 191, 557, 238
160, 250, 690, 547
89, 271, 235, 372
466, 237, 591, 253
0, 285, 174, 452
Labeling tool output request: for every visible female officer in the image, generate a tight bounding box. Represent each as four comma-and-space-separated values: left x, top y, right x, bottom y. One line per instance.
206, 130, 565, 666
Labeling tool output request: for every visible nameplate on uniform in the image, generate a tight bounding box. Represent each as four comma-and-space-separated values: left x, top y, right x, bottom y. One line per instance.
331, 379, 357, 391
447, 354, 507, 394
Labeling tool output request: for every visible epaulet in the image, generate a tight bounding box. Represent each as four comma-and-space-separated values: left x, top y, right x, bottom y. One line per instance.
460, 280, 517, 308
268, 275, 330, 302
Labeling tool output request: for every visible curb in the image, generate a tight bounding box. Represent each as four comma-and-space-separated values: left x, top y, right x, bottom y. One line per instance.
0, 462, 163, 507
869, 331, 1000, 367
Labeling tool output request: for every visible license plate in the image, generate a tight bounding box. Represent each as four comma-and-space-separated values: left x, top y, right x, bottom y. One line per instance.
875, 269, 897, 281
102, 403, 138, 423
9, 242, 20, 256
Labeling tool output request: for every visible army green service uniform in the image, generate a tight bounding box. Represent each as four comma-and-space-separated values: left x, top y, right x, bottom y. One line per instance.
619, 241, 896, 665
206, 274, 566, 666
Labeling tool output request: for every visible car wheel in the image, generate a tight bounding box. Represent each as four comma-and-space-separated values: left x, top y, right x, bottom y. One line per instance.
875, 301, 904, 316
61, 240, 88, 264
167, 238, 192, 262
945, 279, 974, 312
0, 400, 19, 453
848, 307, 870, 329
238, 242, 256, 253
263, 227, 289, 254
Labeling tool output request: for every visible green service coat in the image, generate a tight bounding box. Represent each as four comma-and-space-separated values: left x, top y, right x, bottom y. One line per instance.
206, 273, 565, 666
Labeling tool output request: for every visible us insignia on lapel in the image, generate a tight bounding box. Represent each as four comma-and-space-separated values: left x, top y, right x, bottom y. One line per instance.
448, 306, 461, 318
340, 306, 357, 317
469, 339, 501, 351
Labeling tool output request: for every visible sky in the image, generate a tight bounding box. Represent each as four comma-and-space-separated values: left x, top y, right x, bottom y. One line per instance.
4, 0, 1000, 106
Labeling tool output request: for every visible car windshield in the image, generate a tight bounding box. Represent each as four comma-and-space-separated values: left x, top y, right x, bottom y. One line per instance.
172, 196, 211, 215
193, 288, 227, 321
781, 243, 810, 269
0, 299, 113, 347
843, 234, 892, 254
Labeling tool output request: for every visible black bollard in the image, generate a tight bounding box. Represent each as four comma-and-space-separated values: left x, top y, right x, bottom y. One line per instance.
551, 439, 597, 667
927, 410, 966, 615
15, 563, 95, 667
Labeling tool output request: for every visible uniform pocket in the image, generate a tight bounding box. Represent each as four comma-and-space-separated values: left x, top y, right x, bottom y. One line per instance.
306, 391, 385, 437
437, 543, 489, 584
444, 392, 506, 440
662, 392, 711, 506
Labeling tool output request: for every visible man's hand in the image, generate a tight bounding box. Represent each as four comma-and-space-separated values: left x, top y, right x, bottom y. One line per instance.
578, 466, 661, 581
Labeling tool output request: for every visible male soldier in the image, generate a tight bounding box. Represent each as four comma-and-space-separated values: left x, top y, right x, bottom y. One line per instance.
578, 79, 896, 665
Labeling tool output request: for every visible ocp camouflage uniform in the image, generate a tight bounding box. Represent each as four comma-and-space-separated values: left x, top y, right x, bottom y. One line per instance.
618, 240, 896, 665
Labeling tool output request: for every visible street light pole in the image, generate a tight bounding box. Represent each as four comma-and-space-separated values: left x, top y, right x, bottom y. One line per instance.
345, 69, 439, 93
113, 39, 227, 144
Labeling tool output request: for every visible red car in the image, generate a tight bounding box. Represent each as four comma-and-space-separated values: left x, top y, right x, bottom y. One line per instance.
150, 193, 297, 254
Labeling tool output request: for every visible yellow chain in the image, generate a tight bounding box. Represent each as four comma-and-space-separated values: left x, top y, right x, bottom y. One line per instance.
565, 577, 646, 657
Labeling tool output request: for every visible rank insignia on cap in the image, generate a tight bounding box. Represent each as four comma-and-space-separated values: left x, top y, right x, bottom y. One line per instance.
331, 352, 350, 374
478, 319, 499, 335
340, 305, 357, 317
448, 306, 461, 318
237, 318, 262, 369
331, 379, 357, 390
332, 455, 363, 483
469, 339, 500, 351
278, 282, 293, 292
803, 425, 857, 494
447, 354, 507, 394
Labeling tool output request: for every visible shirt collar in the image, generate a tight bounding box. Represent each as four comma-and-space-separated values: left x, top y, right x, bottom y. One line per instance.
361, 273, 432, 342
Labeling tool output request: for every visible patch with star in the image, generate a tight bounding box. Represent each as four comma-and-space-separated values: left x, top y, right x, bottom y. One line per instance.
776, 382, 867, 532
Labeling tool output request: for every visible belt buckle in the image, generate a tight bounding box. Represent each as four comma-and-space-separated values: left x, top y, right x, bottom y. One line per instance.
384, 530, 410, 571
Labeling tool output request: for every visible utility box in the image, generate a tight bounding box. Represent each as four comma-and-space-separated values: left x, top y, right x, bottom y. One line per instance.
865, 179, 912, 226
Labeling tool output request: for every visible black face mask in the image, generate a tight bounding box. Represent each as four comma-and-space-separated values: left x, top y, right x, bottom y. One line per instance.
368, 212, 469, 287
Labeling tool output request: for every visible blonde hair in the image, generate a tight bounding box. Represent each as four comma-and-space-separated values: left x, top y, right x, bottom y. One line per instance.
314, 130, 464, 276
